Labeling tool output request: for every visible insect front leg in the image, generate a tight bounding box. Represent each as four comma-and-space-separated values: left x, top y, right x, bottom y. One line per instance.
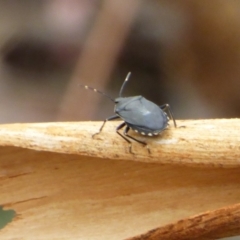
92, 115, 120, 138
160, 103, 177, 128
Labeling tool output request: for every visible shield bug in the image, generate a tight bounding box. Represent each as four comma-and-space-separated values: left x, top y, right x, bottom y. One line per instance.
80, 72, 176, 153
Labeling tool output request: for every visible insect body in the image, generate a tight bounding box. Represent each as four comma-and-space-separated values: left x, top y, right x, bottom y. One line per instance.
81, 72, 176, 153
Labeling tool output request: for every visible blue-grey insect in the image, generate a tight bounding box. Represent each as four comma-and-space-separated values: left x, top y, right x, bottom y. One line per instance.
80, 72, 176, 153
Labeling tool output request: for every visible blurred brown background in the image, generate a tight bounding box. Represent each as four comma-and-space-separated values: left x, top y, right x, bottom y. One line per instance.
1, 0, 240, 123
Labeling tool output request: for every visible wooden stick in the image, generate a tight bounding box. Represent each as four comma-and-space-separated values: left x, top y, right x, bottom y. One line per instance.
127, 203, 240, 240
0, 119, 239, 167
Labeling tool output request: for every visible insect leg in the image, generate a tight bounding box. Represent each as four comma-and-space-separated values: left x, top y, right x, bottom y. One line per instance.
159, 104, 177, 127
116, 122, 133, 153
92, 115, 120, 138
124, 126, 150, 154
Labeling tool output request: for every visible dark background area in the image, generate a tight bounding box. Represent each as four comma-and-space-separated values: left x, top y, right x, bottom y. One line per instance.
1, 0, 240, 124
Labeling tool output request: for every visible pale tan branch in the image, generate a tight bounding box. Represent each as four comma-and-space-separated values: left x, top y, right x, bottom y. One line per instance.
0, 119, 239, 167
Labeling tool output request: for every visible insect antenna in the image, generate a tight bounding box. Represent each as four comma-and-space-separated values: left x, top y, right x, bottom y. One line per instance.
119, 72, 131, 97
78, 84, 115, 102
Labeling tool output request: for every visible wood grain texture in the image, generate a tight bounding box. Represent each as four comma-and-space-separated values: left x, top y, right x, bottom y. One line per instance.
0, 147, 240, 239
1, 119, 240, 239
127, 203, 240, 240
0, 119, 239, 167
